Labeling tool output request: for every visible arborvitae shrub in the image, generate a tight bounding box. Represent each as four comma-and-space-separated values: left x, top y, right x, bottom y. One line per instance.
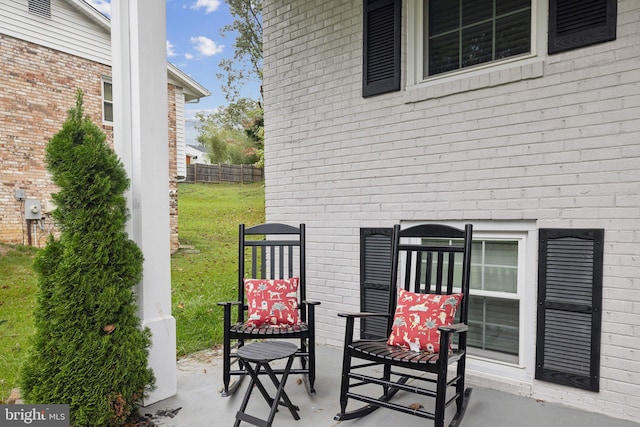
20, 91, 155, 426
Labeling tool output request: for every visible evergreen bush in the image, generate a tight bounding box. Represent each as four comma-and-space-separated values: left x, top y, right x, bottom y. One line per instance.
20, 91, 155, 426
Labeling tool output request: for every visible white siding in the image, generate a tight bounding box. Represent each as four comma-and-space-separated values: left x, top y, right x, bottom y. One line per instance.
175, 87, 187, 180
263, 0, 640, 422
0, 0, 110, 65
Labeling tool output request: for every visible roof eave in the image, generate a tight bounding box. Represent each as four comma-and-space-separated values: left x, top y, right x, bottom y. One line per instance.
167, 62, 212, 101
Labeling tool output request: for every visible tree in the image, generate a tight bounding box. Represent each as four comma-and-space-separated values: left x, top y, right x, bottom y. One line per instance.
197, 1, 264, 165
20, 91, 155, 426
196, 98, 263, 166
218, 0, 263, 104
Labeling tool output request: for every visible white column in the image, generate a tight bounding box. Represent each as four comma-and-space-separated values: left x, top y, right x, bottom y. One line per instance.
111, 0, 177, 404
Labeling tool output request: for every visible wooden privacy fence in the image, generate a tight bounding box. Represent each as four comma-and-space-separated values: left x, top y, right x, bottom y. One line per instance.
185, 163, 263, 184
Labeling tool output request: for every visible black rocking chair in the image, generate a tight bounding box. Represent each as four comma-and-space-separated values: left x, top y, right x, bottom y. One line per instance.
335, 223, 473, 427
218, 223, 319, 397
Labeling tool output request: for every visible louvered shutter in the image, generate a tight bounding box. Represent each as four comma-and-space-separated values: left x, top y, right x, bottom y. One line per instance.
548, 0, 617, 54
536, 228, 604, 391
360, 228, 393, 339
363, 0, 401, 97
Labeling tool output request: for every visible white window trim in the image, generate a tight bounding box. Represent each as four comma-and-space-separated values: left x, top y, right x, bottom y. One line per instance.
405, 0, 548, 104
402, 220, 537, 384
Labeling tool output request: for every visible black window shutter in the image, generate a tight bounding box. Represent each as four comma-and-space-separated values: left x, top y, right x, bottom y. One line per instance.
363, 0, 401, 97
360, 228, 393, 339
536, 228, 604, 392
548, 0, 617, 54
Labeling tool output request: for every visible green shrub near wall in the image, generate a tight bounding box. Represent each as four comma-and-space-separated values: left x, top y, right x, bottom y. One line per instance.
19, 91, 154, 426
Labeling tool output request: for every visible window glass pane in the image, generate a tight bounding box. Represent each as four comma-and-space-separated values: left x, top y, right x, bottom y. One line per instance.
496, 0, 530, 15
461, 22, 493, 67
428, 32, 460, 75
468, 295, 519, 358
103, 81, 113, 101
461, 0, 493, 26
485, 241, 517, 265
470, 240, 518, 293
471, 241, 483, 264
428, 0, 459, 35
103, 102, 113, 122
484, 264, 517, 293
496, 10, 531, 59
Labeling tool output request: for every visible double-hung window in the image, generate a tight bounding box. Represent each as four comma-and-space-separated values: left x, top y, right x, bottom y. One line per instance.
424, 230, 528, 366
467, 237, 521, 364
102, 77, 113, 124
426, 0, 532, 77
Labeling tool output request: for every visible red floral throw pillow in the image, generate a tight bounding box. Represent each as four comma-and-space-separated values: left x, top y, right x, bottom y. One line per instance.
244, 278, 300, 327
387, 289, 463, 353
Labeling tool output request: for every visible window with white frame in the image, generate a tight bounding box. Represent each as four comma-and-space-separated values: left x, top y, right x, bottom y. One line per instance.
102, 77, 113, 123
424, 232, 525, 365
423, 0, 531, 78
424, 0, 532, 78
467, 238, 521, 364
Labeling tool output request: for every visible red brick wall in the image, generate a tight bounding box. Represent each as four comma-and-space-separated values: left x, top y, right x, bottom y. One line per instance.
0, 34, 180, 252
167, 85, 179, 253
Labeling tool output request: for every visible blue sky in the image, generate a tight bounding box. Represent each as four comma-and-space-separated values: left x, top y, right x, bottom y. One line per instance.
86, 0, 261, 144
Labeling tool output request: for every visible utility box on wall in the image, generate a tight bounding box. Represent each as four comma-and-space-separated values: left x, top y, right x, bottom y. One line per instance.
25, 199, 42, 220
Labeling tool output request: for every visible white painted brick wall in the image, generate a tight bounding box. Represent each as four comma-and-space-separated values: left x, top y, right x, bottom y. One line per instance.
264, 0, 640, 421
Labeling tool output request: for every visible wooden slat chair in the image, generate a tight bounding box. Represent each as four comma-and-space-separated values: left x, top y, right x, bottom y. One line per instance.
335, 223, 473, 427
218, 223, 319, 397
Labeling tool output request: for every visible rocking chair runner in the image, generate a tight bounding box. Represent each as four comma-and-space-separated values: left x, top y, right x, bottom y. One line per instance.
218, 223, 319, 397
335, 223, 473, 427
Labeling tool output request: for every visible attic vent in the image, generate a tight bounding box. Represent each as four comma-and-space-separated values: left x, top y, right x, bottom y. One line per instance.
28, 0, 51, 19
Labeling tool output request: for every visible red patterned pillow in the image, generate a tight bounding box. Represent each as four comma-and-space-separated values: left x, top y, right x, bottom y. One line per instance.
387, 289, 462, 353
244, 278, 300, 327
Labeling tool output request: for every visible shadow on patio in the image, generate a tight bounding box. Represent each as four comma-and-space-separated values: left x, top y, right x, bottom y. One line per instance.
143, 343, 639, 427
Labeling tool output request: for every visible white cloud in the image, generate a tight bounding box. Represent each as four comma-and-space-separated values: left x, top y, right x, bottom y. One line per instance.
166, 40, 177, 57
190, 36, 224, 57
190, 0, 222, 14
185, 53, 194, 60
85, 0, 111, 16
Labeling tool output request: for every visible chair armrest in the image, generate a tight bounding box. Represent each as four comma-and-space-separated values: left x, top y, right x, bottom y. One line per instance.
338, 312, 390, 319
437, 323, 468, 361
438, 323, 468, 333
218, 301, 244, 327
338, 312, 391, 347
217, 301, 243, 306
301, 300, 320, 330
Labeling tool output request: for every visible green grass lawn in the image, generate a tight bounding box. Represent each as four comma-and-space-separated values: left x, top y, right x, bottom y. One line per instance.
171, 182, 264, 356
0, 182, 265, 402
0, 244, 38, 404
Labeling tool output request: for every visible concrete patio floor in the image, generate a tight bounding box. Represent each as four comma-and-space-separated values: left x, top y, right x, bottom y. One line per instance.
143, 344, 639, 427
